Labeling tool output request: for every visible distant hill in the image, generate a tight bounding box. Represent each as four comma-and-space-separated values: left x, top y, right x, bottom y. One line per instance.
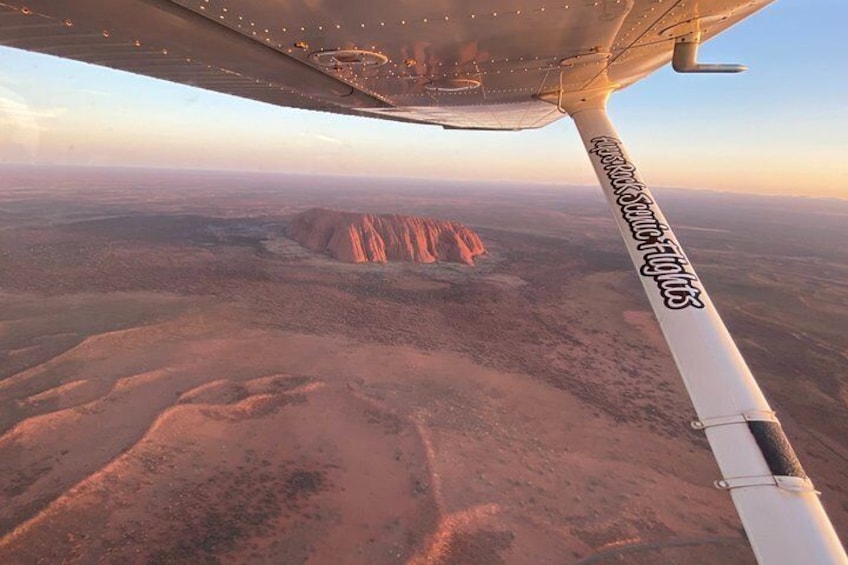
286, 208, 486, 265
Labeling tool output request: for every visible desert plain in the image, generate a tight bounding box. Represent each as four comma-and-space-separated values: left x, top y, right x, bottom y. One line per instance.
0, 165, 846, 564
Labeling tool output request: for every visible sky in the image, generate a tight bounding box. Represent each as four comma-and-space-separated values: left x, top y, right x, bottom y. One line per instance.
0, 0, 846, 198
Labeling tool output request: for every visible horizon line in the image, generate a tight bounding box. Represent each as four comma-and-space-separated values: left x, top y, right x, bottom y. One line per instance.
0, 161, 845, 203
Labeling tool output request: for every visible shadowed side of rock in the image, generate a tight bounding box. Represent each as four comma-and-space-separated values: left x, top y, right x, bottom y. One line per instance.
286, 208, 486, 265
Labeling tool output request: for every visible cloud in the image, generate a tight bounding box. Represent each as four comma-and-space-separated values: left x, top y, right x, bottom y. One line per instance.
309, 133, 343, 145
0, 101, 65, 120
77, 88, 110, 97
0, 90, 66, 121
0, 71, 20, 86
0, 87, 67, 159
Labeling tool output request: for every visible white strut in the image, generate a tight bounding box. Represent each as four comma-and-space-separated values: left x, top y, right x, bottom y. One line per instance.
569, 101, 847, 565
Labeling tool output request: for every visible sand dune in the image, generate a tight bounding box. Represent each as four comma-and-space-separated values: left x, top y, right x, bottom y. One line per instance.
19, 378, 92, 406
0, 315, 754, 563
0, 377, 439, 564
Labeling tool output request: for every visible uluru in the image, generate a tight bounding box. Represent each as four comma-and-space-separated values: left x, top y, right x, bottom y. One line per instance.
286, 208, 486, 265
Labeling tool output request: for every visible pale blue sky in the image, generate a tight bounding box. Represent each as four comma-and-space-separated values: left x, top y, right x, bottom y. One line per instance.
0, 0, 845, 197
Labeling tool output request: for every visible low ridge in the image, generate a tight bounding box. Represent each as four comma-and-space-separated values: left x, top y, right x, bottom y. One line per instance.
286, 208, 486, 265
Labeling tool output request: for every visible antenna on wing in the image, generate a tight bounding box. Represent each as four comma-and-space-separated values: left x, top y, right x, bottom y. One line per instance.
659, 16, 748, 73
672, 33, 747, 73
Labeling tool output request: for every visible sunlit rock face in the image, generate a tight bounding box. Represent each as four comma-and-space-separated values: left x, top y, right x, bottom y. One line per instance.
286, 208, 486, 265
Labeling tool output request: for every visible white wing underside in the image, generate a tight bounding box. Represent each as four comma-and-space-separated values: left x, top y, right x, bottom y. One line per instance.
0, 0, 772, 130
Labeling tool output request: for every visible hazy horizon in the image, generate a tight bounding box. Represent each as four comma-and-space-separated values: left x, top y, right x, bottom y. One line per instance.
3, 163, 847, 203
1, 1, 846, 199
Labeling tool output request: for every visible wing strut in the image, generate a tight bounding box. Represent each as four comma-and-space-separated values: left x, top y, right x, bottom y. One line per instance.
569, 100, 848, 565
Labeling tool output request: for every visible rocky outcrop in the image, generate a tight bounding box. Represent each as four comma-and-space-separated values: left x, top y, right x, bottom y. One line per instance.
286, 208, 486, 265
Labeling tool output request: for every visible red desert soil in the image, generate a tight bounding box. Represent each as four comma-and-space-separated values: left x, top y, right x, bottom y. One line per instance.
286, 208, 486, 265
0, 303, 754, 564
2, 171, 846, 563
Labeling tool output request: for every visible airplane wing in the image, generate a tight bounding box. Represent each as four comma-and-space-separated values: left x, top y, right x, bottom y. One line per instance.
0, 0, 772, 130
9, 2, 848, 564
